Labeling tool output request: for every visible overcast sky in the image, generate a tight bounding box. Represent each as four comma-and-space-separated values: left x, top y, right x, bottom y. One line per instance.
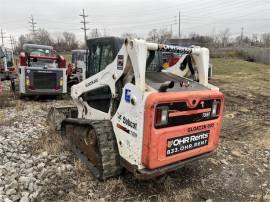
1, 0, 270, 47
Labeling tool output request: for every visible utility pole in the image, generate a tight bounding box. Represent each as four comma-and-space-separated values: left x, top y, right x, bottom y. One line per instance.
9, 35, 15, 65
13, 37, 17, 50
240, 27, 244, 43
80, 8, 89, 43
178, 10, 181, 38
9, 35, 14, 52
13, 37, 17, 54
1, 28, 7, 46
29, 15, 37, 33
170, 24, 173, 36
95, 28, 98, 37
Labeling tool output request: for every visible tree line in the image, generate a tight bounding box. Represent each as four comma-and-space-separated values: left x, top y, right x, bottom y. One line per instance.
16, 27, 270, 54
141, 28, 270, 48
17, 29, 79, 53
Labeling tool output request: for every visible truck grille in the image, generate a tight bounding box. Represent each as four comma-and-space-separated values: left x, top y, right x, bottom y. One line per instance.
33, 72, 57, 89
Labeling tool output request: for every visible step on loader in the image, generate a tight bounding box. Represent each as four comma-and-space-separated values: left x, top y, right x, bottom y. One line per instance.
48, 37, 224, 180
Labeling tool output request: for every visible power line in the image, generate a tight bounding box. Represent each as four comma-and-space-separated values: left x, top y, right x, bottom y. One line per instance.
0, 28, 7, 46
29, 15, 37, 33
80, 8, 89, 43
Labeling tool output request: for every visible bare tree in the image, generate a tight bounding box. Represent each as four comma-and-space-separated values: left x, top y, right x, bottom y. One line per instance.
158, 29, 172, 43
219, 28, 231, 47
252, 34, 258, 43
89, 29, 102, 39
52, 32, 65, 52
147, 29, 159, 43
188, 32, 214, 47
18, 34, 34, 49
261, 33, 270, 47
18, 35, 27, 49
35, 28, 53, 45
62, 32, 78, 50
147, 28, 172, 43
121, 32, 138, 39
189, 32, 198, 39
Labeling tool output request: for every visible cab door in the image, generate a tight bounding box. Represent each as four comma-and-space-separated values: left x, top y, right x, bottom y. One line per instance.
82, 37, 123, 117
86, 38, 118, 78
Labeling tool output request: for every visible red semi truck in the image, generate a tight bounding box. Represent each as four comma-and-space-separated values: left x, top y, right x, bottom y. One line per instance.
18, 44, 67, 97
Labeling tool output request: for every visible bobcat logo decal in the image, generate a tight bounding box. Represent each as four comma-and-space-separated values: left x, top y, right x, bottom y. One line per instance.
167, 140, 173, 148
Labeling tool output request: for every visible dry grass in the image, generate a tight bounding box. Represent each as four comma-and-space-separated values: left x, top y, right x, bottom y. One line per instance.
0, 94, 15, 108
155, 187, 194, 202
210, 47, 270, 65
33, 130, 65, 155
173, 188, 194, 201
0, 111, 16, 126
0, 111, 7, 125
15, 99, 24, 111
74, 159, 86, 180
212, 58, 270, 76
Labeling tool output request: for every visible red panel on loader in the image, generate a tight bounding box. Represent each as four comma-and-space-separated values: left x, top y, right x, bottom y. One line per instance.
142, 90, 224, 169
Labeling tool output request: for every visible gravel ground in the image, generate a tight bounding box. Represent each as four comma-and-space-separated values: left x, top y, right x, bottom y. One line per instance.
0, 90, 76, 202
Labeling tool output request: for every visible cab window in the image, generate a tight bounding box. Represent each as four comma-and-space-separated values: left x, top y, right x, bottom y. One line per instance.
88, 44, 102, 76
87, 43, 114, 77
100, 45, 114, 71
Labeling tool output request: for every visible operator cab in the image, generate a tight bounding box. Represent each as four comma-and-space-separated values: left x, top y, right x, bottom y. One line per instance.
22, 44, 55, 68
72, 50, 86, 65
85, 37, 208, 94
71, 50, 87, 82
6, 50, 14, 67
86, 37, 190, 78
86, 37, 124, 78
23, 44, 53, 57
0, 46, 14, 75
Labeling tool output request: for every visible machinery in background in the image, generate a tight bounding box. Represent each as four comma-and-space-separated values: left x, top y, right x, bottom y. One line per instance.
66, 50, 87, 89
0, 46, 16, 81
71, 49, 86, 82
48, 37, 224, 180
18, 44, 67, 97
166, 39, 213, 80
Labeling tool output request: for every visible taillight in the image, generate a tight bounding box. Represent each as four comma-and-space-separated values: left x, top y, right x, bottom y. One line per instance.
211, 100, 220, 118
155, 106, 169, 127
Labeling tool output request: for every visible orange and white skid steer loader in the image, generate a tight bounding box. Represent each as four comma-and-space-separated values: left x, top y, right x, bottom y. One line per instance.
48, 37, 224, 180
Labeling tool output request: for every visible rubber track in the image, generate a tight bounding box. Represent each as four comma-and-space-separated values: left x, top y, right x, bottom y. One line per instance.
90, 120, 123, 180
62, 119, 123, 180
